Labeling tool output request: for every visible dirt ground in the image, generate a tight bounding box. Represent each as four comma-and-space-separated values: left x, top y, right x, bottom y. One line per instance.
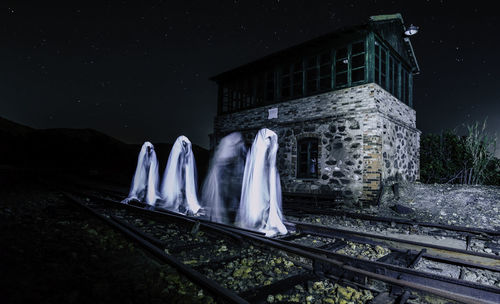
374, 182, 500, 231
0, 171, 211, 304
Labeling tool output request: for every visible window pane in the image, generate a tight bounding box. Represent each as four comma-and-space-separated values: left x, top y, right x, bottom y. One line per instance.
320, 77, 331, 90
352, 68, 365, 83
266, 72, 274, 101
297, 138, 319, 178
292, 71, 303, 96
381, 49, 387, 89
352, 54, 365, 69
336, 58, 348, 73
222, 87, 229, 113
375, 44, 380, 85
281, 65, 292, 99
256, 75, 265, 104
401, 69, 406, 102
320, 64, 331, 77
306, 68, 318, 93
405, 72, 410, 104
306, 56, 316, 68
352, 41, 365, 54
320, 52, 331, 64
337, 47, 348, 59
336, 72, 347, 87
388, 56, 394, 95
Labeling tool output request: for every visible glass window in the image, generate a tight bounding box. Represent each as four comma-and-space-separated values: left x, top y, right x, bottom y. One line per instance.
375, 43, 380, 85
351, 42, 365, 83
281, 65, 291, 99
335, 47, 348, 87
297, 137, 319, 179
380, 48, 387, 89
352, 41, 364, 55
221, 87, 229, 113
401, 67, 406, 103
255, 74, 265, 105
265, 71, 274, 102
389, 56, 395, 95
319, 51, 332, 91
352, 68, 364, 83
405, 71, 411, 105
292, 61, 303, 97
305, 56, 318, 94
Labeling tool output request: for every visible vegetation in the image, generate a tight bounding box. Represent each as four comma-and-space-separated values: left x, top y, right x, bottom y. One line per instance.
420, 120, 499, 185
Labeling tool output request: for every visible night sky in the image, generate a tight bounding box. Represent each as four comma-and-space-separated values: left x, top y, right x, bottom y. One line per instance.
1, 1, 499, 155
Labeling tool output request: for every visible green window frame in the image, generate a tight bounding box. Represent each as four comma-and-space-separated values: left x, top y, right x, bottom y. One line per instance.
297, 137, 319, 179
305, 55, 319, 94
292, 60, 304, 97
319, 50, 333, 91
280, 64, 292, 99
351, 41, 366, 84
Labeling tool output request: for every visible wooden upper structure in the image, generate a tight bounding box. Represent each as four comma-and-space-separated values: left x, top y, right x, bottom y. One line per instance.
212, 14, 419, 115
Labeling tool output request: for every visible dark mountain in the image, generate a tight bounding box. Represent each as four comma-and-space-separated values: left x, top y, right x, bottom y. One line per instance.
0, 117, 210, 185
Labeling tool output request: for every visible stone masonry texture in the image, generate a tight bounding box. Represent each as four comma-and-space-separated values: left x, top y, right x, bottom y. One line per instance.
214, 83, 420, 204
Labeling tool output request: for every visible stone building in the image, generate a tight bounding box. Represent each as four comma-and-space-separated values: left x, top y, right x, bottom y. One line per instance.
211, 14, 421, 203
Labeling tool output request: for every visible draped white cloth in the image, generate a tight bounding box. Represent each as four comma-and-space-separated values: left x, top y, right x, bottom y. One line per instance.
122, 141, 160, 206
160, 135, 201, 214
201, 132, 246, 224
236, 128, 287, 236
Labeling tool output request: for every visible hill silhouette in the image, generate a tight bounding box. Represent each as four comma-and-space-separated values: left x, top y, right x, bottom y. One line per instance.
0, 117, 210, 185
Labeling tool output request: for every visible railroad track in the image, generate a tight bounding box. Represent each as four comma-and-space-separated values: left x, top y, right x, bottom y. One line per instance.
62, 188, 500, 304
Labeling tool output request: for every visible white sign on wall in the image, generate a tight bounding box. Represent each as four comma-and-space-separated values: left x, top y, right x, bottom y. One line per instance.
268, 107, 278, 119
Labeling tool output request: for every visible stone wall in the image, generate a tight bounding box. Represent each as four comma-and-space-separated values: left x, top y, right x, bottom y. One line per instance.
213, 83, 420, 203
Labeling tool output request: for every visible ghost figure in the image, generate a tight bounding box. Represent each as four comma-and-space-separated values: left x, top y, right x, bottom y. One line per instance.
122, 141, 160, 206
161, 136, 201, 214
201, 132, 246, 224
236, 128, 287, 237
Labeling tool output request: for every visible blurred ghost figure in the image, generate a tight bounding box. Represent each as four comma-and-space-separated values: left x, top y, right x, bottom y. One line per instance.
160, 135, 201, 214
236, 128, 287, 237
122, 141, 160, 206
201, 132, 246, 224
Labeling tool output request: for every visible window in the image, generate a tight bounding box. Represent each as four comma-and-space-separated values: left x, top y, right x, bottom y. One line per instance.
297, 138, 319, 179
305, 56, 318, 94
380, 48, 387, 89
292, 60, 303, 97
388, 55, 395, 95
401, 67, 406, 103
319, 51, 332, 91
335, 47, 348, 87
405, 71, 411, 105
255, 74, 265, 106
375, 42, 380, 86
401, 67, 410, 105
265, 71, 275, 102
281, 65, 292, 99
221, 87, 229, 113
351, 41, 365, 83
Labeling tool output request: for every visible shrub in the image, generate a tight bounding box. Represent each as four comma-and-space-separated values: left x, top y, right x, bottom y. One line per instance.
420, 120, 499, 185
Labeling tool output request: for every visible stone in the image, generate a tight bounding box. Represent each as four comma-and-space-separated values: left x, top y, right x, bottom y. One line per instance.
349, 120, 360, 129
332, 171, 345, 177
391, 204, 414, 215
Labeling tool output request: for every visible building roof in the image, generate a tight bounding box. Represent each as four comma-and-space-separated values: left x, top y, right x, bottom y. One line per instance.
211, 14, 420, 82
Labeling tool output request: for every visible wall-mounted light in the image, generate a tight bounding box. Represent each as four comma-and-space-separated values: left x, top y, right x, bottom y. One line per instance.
404, 24, 419, 36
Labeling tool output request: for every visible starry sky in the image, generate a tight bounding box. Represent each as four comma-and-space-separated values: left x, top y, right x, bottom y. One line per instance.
1, 1, 499, 155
